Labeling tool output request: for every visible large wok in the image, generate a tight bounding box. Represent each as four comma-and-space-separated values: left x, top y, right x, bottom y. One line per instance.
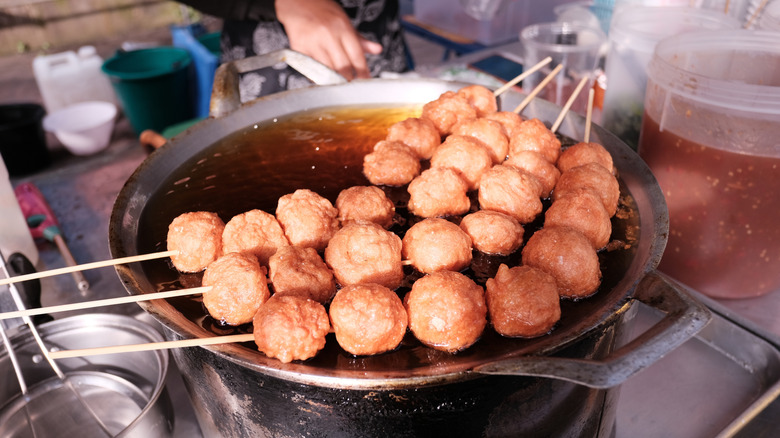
109, 51, 710, 437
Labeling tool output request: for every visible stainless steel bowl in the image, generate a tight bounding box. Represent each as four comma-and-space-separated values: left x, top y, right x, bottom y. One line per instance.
0, 313, 174, 438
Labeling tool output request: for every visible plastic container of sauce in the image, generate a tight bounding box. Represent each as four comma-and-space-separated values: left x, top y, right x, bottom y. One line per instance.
638, 30, 780, 299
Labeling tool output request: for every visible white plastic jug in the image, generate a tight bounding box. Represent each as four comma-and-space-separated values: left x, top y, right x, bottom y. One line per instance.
33, 46, 119, 113
0, 157, 38, 267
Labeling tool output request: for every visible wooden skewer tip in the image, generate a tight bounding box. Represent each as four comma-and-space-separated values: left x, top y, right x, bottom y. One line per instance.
49, 332, 256, 360
513, 63, 564, 115
493, 56, 553, 97
551, 75, 590, 133
0, 286, 211, 321
0, 250, 180, 286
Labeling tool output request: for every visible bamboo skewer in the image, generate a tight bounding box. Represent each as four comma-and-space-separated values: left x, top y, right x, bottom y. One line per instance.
550, 76, 590, 134
745, 0, 770, 28
584, 88, 595, 143
0, 286, 210, 321
49, 333, 256, 360
0, 250, 178, 286
492, 56, 553, 97
512, 64, 564, 114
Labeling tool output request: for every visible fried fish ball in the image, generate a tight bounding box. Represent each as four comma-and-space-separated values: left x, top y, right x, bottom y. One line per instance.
222, 209, 290, 266
407, 167, 471, 218
478, 164, 544, 224
253, 295, 330, 363
324, 222, 404, 289
362, 140, 421, 186
508, 118, 562, 164
268, 246, 336, 304
557, 142, 614, 175
167, 211, 225, 273
404, 271, 486, 352
521, 226, 601, 299
421, 90, 478, 136
457, 84, 498, 117
336, 185, 395, 229
459, 210, 524, 255
545, 189, 612, 250
430, 135, 493, 190
385, 117, 441, 160
329, 283, 408, 356
553, 162, 620, 217
505, 150, 561, 198
402, 218, 472, 274
486, 264, 560, 338
276, 189, 340, 252
485, 111, 525, 139
452, 118, 509, 164
202, 252, 271, 326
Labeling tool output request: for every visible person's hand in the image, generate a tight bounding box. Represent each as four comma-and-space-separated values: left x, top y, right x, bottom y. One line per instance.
275, 0, 383, 80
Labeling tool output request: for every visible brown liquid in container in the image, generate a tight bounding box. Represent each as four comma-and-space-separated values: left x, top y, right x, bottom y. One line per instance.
639, 114, 780, 299
135, 104, 639, 368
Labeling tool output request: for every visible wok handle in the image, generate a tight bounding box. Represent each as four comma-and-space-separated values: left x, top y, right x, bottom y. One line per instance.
210, 49, 348, 118
472, 270, 712, 388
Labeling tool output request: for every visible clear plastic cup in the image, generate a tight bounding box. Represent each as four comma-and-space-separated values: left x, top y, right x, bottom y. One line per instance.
600, 6, 739, 149
520, 22, 606, 114
638, 30, 780, 299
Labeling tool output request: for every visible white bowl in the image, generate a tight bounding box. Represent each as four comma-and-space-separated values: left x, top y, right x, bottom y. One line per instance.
43, 101, 117, 155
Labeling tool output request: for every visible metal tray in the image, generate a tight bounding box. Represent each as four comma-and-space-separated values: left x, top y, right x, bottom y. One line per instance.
616, 286, 780, 437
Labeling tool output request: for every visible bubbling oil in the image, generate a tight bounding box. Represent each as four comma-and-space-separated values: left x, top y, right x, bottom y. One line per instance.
137, 103, 639, 370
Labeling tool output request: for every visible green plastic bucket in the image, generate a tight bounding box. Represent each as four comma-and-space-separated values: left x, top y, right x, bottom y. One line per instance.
197, 31, 221, 58
101, 47, 193, 134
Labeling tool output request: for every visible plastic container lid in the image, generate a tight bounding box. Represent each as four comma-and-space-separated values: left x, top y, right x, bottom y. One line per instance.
608, 6, 741, 53
647, 30, 780, 117
643, 29, 780, 160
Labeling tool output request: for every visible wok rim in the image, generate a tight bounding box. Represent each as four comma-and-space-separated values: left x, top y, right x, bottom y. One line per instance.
109, 77, 669, 389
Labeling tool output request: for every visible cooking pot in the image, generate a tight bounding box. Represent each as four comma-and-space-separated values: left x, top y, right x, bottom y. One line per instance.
0, 252, 173, 437
109, 50, 710, 437
0, 313, 174, 437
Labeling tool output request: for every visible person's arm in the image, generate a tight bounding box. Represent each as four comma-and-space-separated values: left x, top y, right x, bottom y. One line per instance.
177, 0, 276, 22
275, 0, 382, 80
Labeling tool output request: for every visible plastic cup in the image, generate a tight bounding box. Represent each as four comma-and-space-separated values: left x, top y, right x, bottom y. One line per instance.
638, 30, 780, 299
600, 6, 739, 149
520, 22, 605, 115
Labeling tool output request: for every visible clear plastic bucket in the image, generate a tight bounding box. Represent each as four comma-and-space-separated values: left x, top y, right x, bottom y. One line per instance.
600, 6, 739, 149
637, 30, 780, 299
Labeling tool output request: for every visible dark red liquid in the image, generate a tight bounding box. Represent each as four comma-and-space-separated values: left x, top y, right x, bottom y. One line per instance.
639, 114, 780, 298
